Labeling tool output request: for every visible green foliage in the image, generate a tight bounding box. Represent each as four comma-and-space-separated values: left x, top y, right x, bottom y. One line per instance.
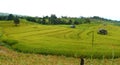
68, 19, 73, 24
40, 17, 47, 24
50, 14, 57, 24
0, 16, 7, 20
24, 15, 92, 25
26, 17, 36, 22
14, 17, 20, 26
84, 18, 91, 24
74, 20, 79, 25
7, 14, 14, 20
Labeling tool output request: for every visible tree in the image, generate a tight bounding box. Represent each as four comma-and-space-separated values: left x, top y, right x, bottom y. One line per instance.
26, 17, 36, 22
85, 18, 91, 24
14, 17, 20, 26
50, 14, 57, 24
7, 14, 14, 20
74, 20, 79, 25
41, 18, 46, 24
68, 19, 73, 24
0, 16, 7, 20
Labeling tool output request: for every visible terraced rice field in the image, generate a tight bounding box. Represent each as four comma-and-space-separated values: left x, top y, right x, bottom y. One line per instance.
1, 20, 120, 58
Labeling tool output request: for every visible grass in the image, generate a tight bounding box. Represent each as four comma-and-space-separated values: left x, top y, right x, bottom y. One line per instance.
0, 46, 120, 65
0, 20, 120, 58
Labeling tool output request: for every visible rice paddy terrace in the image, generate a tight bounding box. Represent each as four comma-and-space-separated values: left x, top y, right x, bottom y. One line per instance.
0, 20, 120, 58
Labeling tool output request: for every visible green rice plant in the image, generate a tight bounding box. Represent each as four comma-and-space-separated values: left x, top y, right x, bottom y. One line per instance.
2, 39, 18, 46
111, 47, 115, 65
1, 20, 120, 59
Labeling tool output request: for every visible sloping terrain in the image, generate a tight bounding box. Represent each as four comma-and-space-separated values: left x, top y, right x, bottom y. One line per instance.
0, 20, 120, 58
0, 46, 120, 65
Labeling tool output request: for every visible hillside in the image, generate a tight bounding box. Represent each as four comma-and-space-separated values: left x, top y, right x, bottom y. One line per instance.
0, 46, 80, 65
0, 20, 120, 59
0, 12, 26, 17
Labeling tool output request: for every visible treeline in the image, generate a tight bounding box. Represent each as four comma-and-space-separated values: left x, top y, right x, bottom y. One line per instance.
0, 14, 20, 26
0, 14, 91, 25
0, 14, 19, 20
25, 15, 91, 25
0, 14, 118, 25
90, 16, 119, 22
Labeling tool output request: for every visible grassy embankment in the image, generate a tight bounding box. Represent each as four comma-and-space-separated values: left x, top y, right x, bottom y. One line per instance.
0, 46, 120, 65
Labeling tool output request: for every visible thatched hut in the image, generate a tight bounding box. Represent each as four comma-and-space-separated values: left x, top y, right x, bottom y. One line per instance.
70, 25, 76, 28
97, 29, 108, 35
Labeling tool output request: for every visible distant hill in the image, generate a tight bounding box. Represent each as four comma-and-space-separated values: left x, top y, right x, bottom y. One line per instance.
0, 12, 27, 17
0, 12, 9, 16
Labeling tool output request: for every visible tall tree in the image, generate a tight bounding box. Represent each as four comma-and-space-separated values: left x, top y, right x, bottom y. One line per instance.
74, 20, 79, 25
14, 17, 20, 26
50, 14, 57, 24
85, 18, 91, 24
41, 18, 46, 24
68, 19, 73, 24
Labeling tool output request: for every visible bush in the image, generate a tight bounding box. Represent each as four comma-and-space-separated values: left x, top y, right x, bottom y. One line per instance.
2, 39, 18, 46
